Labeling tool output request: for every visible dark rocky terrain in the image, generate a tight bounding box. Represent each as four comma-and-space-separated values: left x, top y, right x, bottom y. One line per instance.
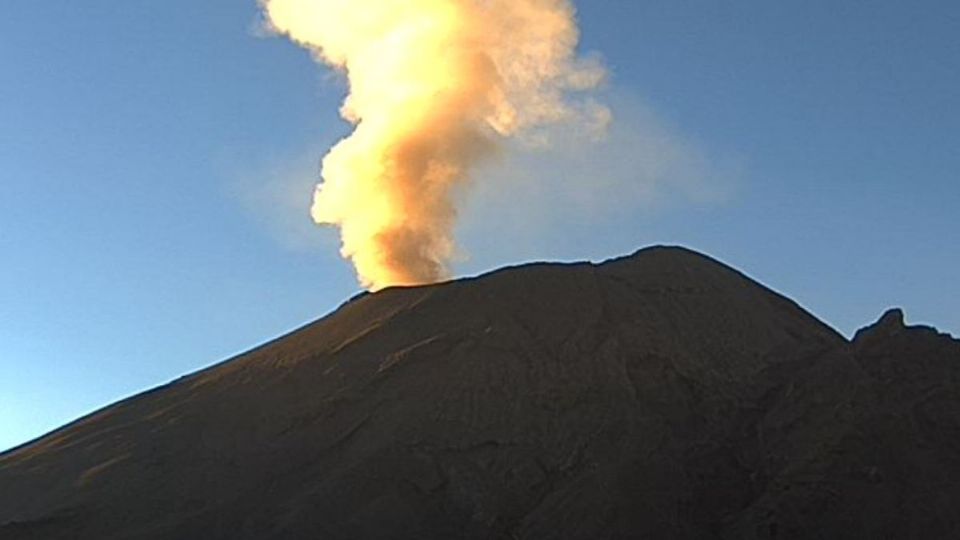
1, 246, 957, 539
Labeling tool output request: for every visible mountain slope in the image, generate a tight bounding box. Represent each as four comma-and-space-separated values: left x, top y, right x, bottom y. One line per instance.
1, 246, 957, 539
722, 309, 960, 539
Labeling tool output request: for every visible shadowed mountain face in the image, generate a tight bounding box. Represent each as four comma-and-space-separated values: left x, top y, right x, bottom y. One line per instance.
2, 246, 958, 539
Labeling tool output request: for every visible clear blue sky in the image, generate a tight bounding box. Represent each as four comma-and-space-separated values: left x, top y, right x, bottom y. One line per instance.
1, 1, 957, 452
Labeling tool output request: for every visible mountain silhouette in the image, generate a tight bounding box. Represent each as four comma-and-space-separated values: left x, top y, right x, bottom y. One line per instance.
2, 246, 958, 539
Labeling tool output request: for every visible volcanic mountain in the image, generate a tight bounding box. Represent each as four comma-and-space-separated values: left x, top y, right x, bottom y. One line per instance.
2, 246, 958, 539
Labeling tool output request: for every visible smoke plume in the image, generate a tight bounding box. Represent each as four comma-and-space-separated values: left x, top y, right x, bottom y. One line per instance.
260, 0, 605, 290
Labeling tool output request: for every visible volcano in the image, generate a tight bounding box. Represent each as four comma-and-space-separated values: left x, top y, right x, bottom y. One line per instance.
2, 246, 958, 539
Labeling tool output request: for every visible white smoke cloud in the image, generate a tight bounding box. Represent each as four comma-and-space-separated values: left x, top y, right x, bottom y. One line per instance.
259, 0, 608, 290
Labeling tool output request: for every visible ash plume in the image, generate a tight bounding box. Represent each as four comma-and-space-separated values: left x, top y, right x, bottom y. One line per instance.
260, 0, 606, 289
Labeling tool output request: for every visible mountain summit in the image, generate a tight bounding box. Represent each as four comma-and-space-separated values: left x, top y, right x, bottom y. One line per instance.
2, 246, 958, 539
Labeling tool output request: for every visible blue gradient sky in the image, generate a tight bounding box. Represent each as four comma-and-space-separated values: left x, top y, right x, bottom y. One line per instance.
2, 1, 958, 451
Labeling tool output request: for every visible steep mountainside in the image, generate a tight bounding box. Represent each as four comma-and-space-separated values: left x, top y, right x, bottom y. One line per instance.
1, 246, 957, 539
